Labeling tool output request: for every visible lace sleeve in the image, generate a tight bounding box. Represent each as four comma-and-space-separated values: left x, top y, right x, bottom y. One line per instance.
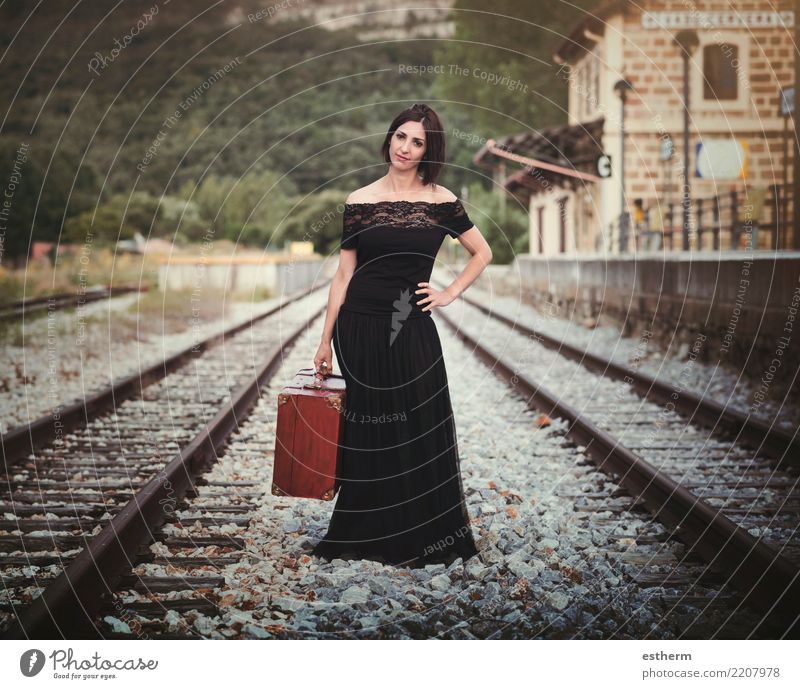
340, 204, 361, 250
441, 200, 474, 238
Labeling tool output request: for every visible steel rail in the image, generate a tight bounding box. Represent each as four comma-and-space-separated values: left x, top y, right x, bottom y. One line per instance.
1, 282, 326, 467
0, 285, 147, 320
435, 305, 799, 634
2, 301, 325, 639
439, 283, 798, 466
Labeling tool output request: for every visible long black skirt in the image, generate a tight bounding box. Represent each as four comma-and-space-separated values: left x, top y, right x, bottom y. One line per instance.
311, 308, 479, 568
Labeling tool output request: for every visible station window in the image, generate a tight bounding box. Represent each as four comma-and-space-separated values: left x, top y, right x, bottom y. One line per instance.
702, 43, 738, 101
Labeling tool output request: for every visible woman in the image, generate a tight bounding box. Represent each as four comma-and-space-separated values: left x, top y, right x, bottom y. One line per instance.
312, 103, 493, 568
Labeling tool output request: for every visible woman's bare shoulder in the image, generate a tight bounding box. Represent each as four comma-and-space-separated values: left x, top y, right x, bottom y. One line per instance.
428, 185, 458, 203
346, 183, 383, 204
346, 183, 458, 204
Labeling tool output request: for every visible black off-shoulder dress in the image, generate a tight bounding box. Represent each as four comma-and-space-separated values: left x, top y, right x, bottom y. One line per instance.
311, 199, 480, 568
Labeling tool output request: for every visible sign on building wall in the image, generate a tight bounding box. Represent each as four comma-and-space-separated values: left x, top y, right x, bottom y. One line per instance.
780, 86, 795, 116
642, 11, 794, 29
695, 139, 749, 180
596, 154, 612, 178
659, 135, 674, 161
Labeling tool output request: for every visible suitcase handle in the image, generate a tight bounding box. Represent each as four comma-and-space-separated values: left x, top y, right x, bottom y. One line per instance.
294, 367, 344, 390
299, 366, 344, 380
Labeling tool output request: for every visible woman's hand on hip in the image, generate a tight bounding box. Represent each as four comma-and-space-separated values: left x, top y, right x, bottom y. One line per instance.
415, 282, 455, 312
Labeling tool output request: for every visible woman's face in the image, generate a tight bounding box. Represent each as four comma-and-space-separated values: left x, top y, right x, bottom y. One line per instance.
390, 120, 426, 169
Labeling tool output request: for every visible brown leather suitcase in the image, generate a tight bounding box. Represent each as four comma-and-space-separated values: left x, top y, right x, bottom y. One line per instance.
271, 367, 346, 500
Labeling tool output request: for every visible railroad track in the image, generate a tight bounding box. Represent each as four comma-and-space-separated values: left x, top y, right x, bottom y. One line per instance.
0, 285, 328, 637
0, 285, 146, 321
444, 282, 799, 463
435, 286, 799, 637
70, 305, 793, 639
3, 280, 796, 638
1, 283, 323, 464
90, 328, 324, 639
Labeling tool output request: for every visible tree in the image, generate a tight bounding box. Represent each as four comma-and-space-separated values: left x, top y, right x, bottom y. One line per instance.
464, 184, 528, 264
434, 1, 601, 136
63, 205, 136, 245
159, 195, 206, 242
276, 190, 347, 256
0, 138, 80, 263
177, 171, 294, 247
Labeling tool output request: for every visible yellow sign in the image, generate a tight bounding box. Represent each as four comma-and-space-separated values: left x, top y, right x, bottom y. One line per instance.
289, 241, 314, 255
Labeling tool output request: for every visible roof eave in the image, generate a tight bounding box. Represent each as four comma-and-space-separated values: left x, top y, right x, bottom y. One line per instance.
553, 0, 627, 64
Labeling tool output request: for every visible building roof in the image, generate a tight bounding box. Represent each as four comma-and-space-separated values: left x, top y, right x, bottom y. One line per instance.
553, 0, 795, 63
474, 117, 606, 195
553, 0, 626, 64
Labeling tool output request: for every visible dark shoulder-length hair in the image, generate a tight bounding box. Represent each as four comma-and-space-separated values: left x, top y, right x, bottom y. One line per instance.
379, 103, 446, 188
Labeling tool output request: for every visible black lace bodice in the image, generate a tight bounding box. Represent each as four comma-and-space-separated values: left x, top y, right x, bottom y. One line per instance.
338, 199, 474, 319
341, 199, 473, 248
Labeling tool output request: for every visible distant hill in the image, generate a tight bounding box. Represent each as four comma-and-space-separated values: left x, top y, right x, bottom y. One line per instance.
0, 0, 599, 259
2, 0, 449, 195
